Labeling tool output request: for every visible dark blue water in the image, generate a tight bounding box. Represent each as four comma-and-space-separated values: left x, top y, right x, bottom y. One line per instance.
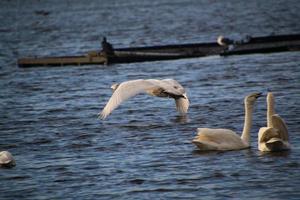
1, 0, 300, 199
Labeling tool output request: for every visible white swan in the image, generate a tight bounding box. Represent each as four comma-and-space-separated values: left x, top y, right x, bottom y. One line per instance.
192, 92, 261, 151
258, 92, 290, 152
0, 151, 16, 168
99, 79, 189, 119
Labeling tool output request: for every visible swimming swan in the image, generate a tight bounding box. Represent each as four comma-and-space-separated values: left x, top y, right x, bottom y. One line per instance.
0, 151, 16, 168
258, 92, 290, 152
99, 79, 189, 119
192, 92, 261, 151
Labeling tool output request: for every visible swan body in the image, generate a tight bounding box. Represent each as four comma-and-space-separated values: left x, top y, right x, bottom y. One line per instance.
0, 151, 16, 168
193, 128, 249, 151
100, 79, 189, 119
192, 92, 261, 151
258, 92, 290, 152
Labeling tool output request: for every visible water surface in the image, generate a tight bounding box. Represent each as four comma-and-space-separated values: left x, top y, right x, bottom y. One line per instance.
0, 0, 300, 199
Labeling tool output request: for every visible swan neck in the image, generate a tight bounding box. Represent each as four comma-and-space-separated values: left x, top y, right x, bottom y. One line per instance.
241, 102, 253, 145
267, 96, 275, 127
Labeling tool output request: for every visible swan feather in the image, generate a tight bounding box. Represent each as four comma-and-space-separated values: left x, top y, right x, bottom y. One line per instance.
193, 128, 248, 151
271, 114, 289, 141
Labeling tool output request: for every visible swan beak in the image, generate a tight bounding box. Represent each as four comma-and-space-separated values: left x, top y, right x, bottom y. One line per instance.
255, 92, 262, 99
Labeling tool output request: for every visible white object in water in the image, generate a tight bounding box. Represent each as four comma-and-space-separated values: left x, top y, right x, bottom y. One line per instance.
258, 92, 290, 152
0, 151, 16, 168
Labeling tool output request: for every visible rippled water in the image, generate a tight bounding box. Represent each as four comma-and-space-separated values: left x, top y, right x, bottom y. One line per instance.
1, 0, 300, 199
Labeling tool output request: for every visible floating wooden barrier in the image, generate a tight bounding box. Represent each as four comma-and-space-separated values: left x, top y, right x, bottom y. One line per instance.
18, 54, 107, 67
18, 34, 300, 68
221, 34, 300, 56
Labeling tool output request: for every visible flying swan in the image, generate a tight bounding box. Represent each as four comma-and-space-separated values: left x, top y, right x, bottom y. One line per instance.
99, 79, 189, 119
258, 92, 290, 152
192, 92, 261, 151
0, 151, 16, 168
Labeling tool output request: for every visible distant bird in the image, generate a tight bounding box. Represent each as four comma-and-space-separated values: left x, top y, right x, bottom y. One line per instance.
99, 79, 189, 119
0, 151, 16, 168
217, 35, 234, 46
258, 92, 290, 152
192, 93, 262, 151
101, 37, 114, 55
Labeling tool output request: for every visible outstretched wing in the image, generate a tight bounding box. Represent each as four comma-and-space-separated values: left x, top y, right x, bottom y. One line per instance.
272, 114, 289, 141
100, 79, 157, 119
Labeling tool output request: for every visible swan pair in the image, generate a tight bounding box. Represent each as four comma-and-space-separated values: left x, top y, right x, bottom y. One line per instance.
192, 92, 290, 152
193, 92, 261, 151
0, 151, 15, 168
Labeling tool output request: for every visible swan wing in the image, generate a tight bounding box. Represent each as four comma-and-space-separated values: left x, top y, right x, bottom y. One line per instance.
160, 79, 189, 114
175, 93, 189, 114
271, 114, 289, 141
196, 128, 237, 136
192, 140, 219, 150
265, 137, 284, 144
265, 137, 290, 151
100, 79, 158, 119
258, 127, 279, 143
194, 128, 244, 148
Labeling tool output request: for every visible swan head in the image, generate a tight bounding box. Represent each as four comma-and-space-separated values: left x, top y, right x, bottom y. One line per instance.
245, 92, 262, 105
110, 83, 120, 92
